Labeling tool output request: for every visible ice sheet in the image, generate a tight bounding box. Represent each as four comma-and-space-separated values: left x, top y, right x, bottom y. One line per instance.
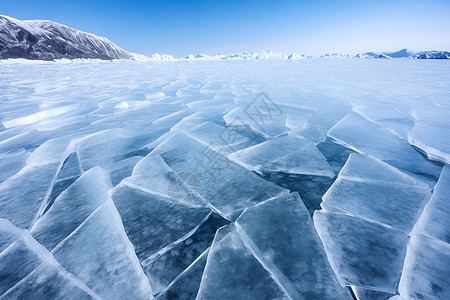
0, 59, 448, 298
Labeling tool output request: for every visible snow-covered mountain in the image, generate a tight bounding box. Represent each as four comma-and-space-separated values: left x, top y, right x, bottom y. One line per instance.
353, 49, 450, 59
0, 15, 131, 60
1, 15, 448, 62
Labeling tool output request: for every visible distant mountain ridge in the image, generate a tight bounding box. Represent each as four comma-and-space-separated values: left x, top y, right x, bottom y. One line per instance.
0, 15, 448, 61
0, 15, 131, 60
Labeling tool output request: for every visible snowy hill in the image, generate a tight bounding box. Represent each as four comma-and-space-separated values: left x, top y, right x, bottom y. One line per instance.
354, 49, 449, 59
0, 15, 131, 60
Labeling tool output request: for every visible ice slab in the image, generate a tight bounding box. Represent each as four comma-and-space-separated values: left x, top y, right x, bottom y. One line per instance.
52, 200, 152, 299
143, 213, 228, 294
73, 128, 157, 172
30, 167, 111, 250
110, 183, 211, 262
261, 172, 335, 214
1, 263, 98, 300
397, 232, 450, 300
187, 121, 255, 154
314, 211, 409, 293
155, 249, 209, 300
229, 135, 335, 177
337, 153, 429, 188
0, 219, 99, 299
328, 113, 441, 180
236, 193, 352, 299
322, 154, 431, 233
0, 150, 30, 183
56, 152, 82, 181
196, 227, 289, 300
223, 104, 288, 138
151, 131, 288, 220
26, 137, 70, 166
0, 162, 60, 228
123, 154, 205, 207
352, 286, 394, 300
414, 165, 450, 243
408, 121, 450, 164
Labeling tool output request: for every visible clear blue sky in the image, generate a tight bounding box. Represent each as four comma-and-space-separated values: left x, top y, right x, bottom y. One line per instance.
1, 0, 449, 56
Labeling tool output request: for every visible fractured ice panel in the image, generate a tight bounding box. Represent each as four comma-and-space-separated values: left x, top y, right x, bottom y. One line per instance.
0, 149, 30, 183
56, 152, 82, 181
323, 179, 430, 233
52, 200, 152, 299
0, 162, 60, 229
143, 213, 228, 294
187, 121, 255, 155
414, 165, 450, 243
338, 153, 429, 188
261, 172, 335, 214
328, 113, 441, 179
74, 128, 156, 172
155, 249, 208, 300
123, 154, 206, 207
352, 286, 394, 300
110, 183, 211, 261
397, 232, 450, 300
313, 211, 409, 293
30, 167, 111, 250
236, 193, 352, 299
229, 135, 335, 177
0, 219, 98, 299
223, 105, 288, 138
408, 121, 450, 164
322, 153, 431, 233
0, 239, 42, 295
196, 227, 289, 300
1, 263, 98, 300
152, 132, 288, 220
26, 137, 70, 166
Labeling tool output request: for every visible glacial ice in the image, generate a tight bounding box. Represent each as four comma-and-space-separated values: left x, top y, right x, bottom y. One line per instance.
0, 59, 449, 299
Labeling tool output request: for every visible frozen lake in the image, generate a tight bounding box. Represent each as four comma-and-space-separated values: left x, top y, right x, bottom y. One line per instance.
0, 59, 449, 299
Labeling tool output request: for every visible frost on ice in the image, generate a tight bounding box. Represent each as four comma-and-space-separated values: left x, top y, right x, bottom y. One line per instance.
0, 59, 449, 299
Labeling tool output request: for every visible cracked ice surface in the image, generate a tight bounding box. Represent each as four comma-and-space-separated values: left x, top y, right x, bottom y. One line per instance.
0, 60, 449, 299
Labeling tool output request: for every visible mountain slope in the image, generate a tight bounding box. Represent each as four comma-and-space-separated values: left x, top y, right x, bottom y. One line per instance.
0, 15, 131, 60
